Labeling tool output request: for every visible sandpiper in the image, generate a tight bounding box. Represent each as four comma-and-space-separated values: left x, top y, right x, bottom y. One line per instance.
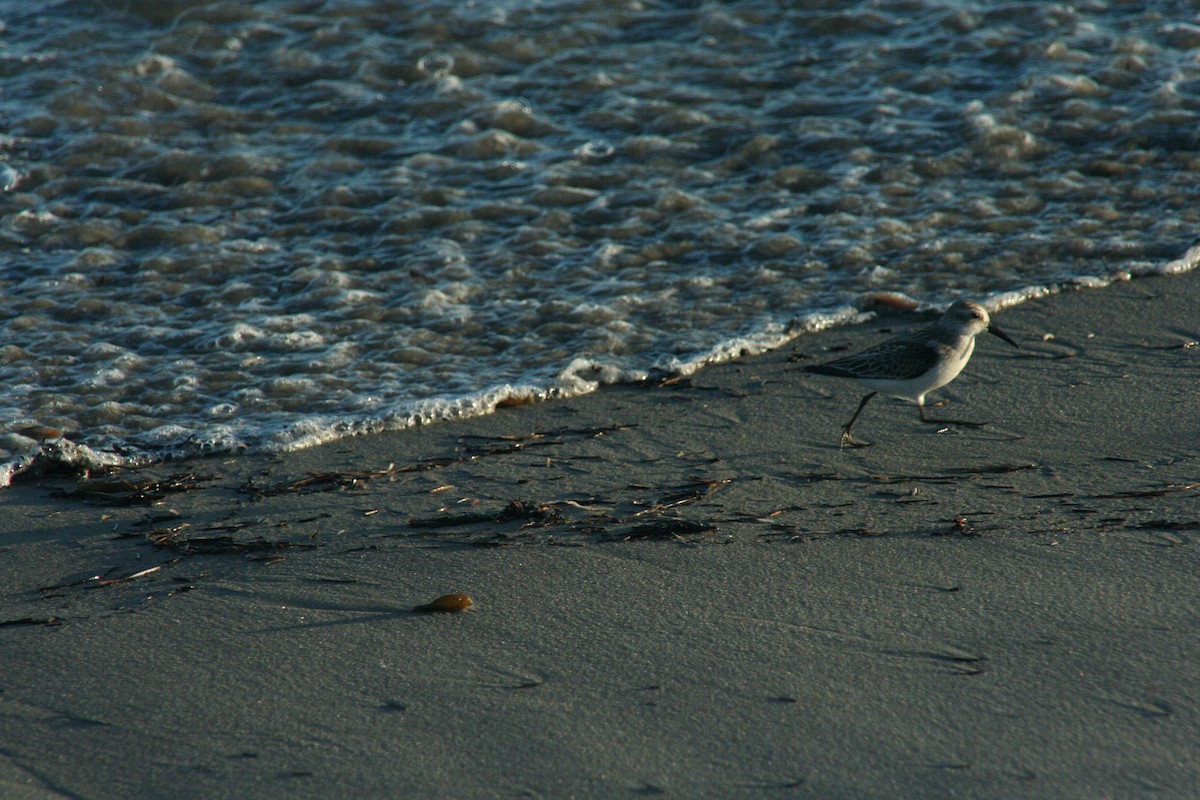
804, 300, 1018, 448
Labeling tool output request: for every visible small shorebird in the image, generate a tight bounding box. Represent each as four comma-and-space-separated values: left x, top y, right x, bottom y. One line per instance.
804, 300, 1018, 448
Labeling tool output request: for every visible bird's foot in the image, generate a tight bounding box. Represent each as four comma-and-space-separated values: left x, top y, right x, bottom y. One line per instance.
839, 429, 873, 449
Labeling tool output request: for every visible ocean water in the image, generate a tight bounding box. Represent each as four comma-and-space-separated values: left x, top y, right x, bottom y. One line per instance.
2, 0, 1199, 483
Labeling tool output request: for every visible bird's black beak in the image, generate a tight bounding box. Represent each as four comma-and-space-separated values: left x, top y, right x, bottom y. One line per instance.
988, 325, 1019, 348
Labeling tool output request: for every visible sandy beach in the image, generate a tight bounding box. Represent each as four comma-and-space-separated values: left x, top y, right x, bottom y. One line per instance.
3, 272, 1199, 799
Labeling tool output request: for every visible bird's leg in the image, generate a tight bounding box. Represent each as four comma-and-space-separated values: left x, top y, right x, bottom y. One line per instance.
918, 398, 987, 428
839, 392, 877, 448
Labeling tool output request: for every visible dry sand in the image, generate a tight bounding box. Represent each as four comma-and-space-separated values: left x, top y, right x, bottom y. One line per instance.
2, 272, 1199, 799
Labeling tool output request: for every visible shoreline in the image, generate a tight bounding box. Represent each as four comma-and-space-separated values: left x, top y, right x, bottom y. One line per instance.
3, 270, 1199, 798
8, 242, 1199, 486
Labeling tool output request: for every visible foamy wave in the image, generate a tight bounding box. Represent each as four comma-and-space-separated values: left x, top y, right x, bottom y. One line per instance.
1, 438, 134, 488
1156, 237, 1200, 275
654, 307, 864, 377
4, 240, 1198, 486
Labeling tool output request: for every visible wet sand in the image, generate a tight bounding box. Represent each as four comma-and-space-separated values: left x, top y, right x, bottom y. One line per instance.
2, 272, 1199, 799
